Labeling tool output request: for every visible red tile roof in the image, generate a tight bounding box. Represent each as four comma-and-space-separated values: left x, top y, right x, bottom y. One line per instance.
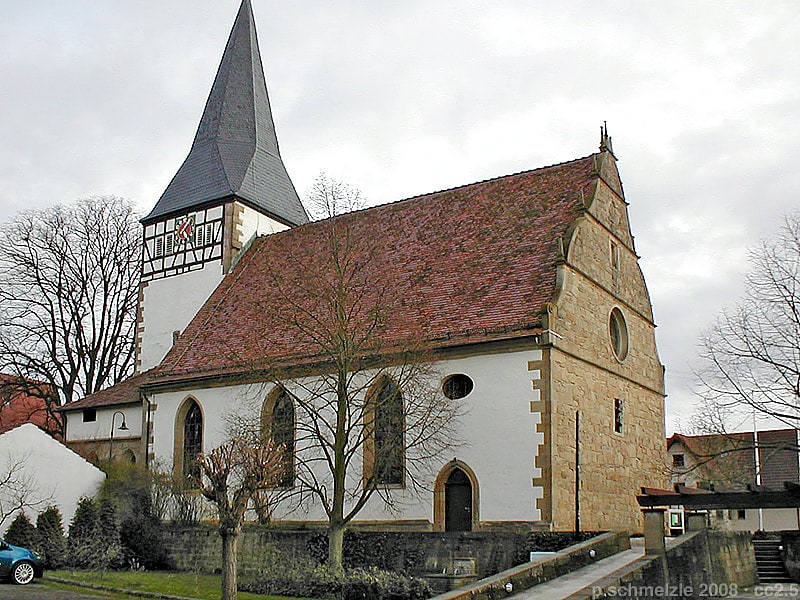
60, 370, 154, 412
68, 153, 601, 406
154, 154, 598, 382
0, 373, 62, 437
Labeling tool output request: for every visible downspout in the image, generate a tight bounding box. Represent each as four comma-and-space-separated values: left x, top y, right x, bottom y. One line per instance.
142, 391, 152, 469
575, 410, 581, 532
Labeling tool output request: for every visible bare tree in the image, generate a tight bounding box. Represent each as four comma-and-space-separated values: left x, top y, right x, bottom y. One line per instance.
196, 436, 282, 600
306, 172, 367, 221
696, 211, 800, 428
228, 176, 462, 570
0, 197, 140, 426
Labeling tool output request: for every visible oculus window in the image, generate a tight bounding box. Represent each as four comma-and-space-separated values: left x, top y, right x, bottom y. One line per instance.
609, 308, 629, 360
442, 374, 474, 400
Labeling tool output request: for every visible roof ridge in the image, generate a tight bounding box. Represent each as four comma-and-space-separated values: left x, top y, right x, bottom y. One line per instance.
276, 152, 599, 234
400, 152, 599, 204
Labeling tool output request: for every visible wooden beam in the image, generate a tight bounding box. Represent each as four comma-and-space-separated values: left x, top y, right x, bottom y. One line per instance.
638, 488, 800, 509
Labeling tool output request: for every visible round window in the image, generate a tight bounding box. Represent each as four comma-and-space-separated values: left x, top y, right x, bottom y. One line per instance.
609, 308, 629, 360
442, 374, 474, 399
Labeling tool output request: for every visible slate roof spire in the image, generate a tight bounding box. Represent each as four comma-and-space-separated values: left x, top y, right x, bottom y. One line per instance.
143, 0, 308, 226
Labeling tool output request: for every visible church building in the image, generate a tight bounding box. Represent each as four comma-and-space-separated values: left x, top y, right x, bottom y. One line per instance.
62, 0, 667, 533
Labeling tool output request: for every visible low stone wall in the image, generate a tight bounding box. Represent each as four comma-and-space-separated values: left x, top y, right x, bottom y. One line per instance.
432, 531, 630, 600
162, 523, 597, 577
584, 530, 756, 600
781, 531, 800, 581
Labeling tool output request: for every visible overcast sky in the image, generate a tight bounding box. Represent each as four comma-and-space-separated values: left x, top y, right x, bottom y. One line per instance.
2, 1, 799, 435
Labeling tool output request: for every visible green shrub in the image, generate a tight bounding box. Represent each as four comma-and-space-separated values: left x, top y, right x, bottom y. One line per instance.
67, 496, 123, 570
4, 513, 37, 548
36, 506, 67, 569
240, 564, 432, 600
99, 462, 172, 570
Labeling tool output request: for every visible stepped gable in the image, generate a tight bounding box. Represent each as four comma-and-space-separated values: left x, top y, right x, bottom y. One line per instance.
151, 154, 598, 382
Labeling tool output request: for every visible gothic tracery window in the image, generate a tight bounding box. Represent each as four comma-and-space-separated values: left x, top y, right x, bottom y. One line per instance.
183, 400, 203, 484
372, 377, 404, 486
272, 389, 295, 487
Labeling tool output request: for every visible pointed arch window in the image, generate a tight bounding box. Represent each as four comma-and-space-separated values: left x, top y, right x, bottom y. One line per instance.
183, 400, 203, 484
272, 389, 295, 488
370, 377, 404, 486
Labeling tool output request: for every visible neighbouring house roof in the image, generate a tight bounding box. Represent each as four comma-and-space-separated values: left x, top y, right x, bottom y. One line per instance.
668, 429, 799, 491
0, 373, 61, 437
66, 151, 604, 408
142, 0, 308, 227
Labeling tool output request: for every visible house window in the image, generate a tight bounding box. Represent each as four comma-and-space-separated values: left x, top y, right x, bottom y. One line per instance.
609, 308, 629, 360
672, 454, 685, 468
82, 408, 97, 422
614, 399, 624, 434
737, 509, 747, 520
182, 401, 203, 484
372, 377, 404, 486
442, 374, 474, 400
272, 390, 295, 488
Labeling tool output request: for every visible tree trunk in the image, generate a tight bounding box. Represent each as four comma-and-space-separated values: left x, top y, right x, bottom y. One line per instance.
221, 529, 239, 600
328, 521, 345, 572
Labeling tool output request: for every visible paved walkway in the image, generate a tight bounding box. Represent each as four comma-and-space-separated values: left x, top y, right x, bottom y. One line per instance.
0, 581, 114, 599
509, 546, 646, 599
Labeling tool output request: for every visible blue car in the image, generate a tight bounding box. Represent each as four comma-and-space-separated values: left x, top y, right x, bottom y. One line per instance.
0, 539, 43, 585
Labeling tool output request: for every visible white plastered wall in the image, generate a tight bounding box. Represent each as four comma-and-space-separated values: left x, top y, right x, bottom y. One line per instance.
138, 264, 225, 372
0, 424, 106, 529
65, 404, 142, 442
236, 203, 290, 243
149, 348, 544, 525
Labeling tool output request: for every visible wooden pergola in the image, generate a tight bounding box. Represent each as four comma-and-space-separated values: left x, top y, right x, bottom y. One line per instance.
637, 482, 800, 510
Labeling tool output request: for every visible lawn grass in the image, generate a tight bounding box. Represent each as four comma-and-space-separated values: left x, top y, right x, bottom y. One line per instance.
49, 570, 302, 600
44, 578, 136, 598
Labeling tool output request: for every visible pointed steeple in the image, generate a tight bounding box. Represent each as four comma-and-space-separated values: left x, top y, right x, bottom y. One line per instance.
144, 0, 308, 226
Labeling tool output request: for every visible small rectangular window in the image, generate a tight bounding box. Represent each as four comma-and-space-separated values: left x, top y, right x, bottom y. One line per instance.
165, 233, 174, 255
82, 408, 96, 422
672, 454, 685, 468
737, 509, 747, 520
610, 241, 620, 286
614, 399, 623, 433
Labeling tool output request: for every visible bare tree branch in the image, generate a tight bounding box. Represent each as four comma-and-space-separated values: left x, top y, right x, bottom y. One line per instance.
0, 197, 140, 426
695, 211, 800, 428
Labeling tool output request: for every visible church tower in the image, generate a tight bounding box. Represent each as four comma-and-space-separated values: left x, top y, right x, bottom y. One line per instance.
137, 0, 308, 371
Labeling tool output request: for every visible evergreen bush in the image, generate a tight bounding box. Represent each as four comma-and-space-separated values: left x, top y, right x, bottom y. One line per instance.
4, 512, 37, 548
36, 506, 66, 569
67, 496, 122, 569
100, 462, 172, 569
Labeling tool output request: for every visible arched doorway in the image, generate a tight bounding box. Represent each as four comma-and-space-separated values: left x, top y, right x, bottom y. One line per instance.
433, 460, 479, 532
445, 468, 473, 531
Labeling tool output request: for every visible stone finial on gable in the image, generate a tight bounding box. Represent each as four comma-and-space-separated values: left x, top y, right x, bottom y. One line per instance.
599, 121, 615, 158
